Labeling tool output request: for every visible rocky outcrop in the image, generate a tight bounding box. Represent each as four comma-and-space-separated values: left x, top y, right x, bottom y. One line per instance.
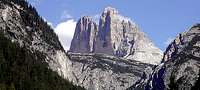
67, 7, 164, 90
70, 16, 98, 53
66, 52, 153, 90
70, 7, 163, 65
136, 24, 200, 90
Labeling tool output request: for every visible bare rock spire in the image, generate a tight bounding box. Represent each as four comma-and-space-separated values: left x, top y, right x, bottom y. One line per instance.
69, 16, 98, 53
69, 7, 163, 65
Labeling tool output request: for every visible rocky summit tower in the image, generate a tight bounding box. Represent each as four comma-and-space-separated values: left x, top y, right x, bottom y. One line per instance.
69, 7, 163, 65
70, 16, 98, 53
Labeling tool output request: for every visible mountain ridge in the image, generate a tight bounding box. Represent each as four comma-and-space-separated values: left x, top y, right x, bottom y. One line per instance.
0, 0, 84, 89
129, 23, 200, 90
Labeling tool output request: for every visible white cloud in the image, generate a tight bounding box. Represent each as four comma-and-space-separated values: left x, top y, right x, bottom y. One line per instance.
54, 19, 77, 51
164, 37, 174, 46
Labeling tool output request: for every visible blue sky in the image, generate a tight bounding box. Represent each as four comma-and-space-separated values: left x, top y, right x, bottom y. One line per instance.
28, 0, 200, 51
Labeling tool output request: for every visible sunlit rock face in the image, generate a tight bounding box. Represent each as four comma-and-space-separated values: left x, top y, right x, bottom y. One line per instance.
134, 24, 200, 90
160, 24, 200, 90
66, 7, 163, 90
70, 16, 98, 53
66, 52, 154, 90
70, 7, 163, 65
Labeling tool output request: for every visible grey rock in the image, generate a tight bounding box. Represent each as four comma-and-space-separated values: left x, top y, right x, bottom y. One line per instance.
70, 16, 98, 53
70, 7, 163, 65
67, 7, 164, 90
65, 52, 154, 90
143, 24, 200, 90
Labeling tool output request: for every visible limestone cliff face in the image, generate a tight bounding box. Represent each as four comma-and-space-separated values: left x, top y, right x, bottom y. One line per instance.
70, 7, 163, 65
158, 24, 200, 90
66, 52, 153, 90
131, 24, 200, 90
95, 7, 163, 65
66, 7, 163, 90
70, 16, 98, 53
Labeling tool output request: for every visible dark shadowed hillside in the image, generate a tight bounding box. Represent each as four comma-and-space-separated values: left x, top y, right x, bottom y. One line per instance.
0, 0, 84, 89
0, 32, 84, 90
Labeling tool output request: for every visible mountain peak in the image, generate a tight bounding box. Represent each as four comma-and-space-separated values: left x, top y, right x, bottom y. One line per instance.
70, 7, 163, 65
102, 7, 134, 25
70, 16, 98, 53
80, 16, 92, 20
188, 23, 200, 33
103, 6, 118, 15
